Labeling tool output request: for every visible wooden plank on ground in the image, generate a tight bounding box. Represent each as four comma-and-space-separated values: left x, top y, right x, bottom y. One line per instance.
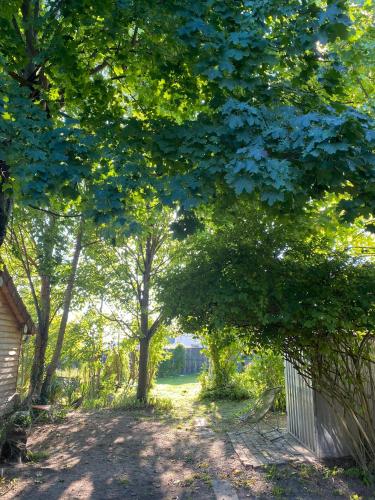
228, 430, 316, 468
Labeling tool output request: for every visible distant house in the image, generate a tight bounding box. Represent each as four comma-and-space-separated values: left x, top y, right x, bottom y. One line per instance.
0, 268, 35, 417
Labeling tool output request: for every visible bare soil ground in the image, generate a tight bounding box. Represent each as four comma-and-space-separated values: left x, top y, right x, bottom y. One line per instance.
0, 378, 374, 499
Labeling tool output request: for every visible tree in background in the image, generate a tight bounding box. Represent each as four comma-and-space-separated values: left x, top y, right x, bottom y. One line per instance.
199, 328, 248, 401
83, 206, 176, 401
5, 208, 84, 403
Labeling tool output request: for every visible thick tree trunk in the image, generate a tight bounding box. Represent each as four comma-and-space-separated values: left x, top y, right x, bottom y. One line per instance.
40, 221, 83, 402
136, 335, 150, 401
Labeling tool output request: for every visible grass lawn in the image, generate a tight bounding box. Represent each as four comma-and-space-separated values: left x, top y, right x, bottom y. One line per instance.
153, 373, 251, 430
156, 373, 199, 386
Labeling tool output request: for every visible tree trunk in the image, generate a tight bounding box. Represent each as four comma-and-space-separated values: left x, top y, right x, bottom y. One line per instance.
26, 274, 51, 403
27, 322, 48, 403
0, 160, 12, 247
136, 336, 150, 402
40, 221, 83, 402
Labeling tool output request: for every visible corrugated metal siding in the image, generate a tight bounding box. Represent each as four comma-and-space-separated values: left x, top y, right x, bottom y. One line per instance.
285, 360, 317, 453
0, 290, 21, 416
314, 391, 351, 458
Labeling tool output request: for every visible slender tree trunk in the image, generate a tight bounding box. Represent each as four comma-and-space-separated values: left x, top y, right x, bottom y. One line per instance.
0, 161, 12, 247
137, 335, 150, 401
40, 221, 83, 402
135, 235, 152, 401
27, 274, 51, 403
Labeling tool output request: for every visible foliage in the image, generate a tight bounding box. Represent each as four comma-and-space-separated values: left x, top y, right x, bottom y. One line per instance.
159, 201, 375, 469
147, 325, 174, 392
239, 350, 286, 411
0, 0, 373, 244
159, 202, 375, 344
0, 0, 374, 475
4, 207, 85, 402
0, 1, 201, 234
51, 309, 134, 407
150, 1, 375, 225
111, 392, 173, 413
199, 373, 249, 402
158, 344, 186, 377
8, 411, 31, 429
197, 328, 249, 400
26, 450, 49, 463
80, 206, 177, 401
344, 467, 375, 487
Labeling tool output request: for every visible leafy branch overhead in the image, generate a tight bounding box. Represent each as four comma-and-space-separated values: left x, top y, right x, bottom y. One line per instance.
0, 0, 373, 239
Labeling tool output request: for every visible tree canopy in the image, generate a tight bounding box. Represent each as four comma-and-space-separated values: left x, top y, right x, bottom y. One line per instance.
0, 0, 374, 248
159, 201, 375, 348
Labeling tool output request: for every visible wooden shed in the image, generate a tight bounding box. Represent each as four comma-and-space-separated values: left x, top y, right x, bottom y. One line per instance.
0, 268, 35, 417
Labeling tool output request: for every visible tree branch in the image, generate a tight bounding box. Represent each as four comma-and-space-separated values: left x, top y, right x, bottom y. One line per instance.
29, 205, 81, 218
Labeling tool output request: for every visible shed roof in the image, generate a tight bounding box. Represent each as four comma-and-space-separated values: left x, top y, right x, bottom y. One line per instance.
0, 267, 35, 335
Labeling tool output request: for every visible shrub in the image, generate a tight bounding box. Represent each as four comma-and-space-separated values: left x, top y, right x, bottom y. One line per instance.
158, 344, 186, 377
239, 349, 286, 411
9, 411, 32, 429
199, 371, 249, 401
26, 450, 50, 463
112, 391, 173, 412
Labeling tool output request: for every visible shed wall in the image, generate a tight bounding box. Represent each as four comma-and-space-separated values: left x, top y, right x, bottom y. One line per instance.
0, 289, 21, 416
285, 360, 351, 459
314, 392, 351, 458
285, 360, 317, 453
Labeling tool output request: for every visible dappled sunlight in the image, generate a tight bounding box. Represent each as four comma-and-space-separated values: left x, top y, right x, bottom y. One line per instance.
2, 375, 373, 499
58, 475, 94, 499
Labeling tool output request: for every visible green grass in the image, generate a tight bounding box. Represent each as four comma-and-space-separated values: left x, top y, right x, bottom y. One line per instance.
154, 374, 201, 418
153, 373, 250, 429
156, 374, 199, 386
27, 450, 50, 463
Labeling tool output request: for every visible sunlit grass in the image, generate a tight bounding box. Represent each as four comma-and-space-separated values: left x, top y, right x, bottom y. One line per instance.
156, 373, 199, 386
153, 374, 201, 419
153, 374, 250, 428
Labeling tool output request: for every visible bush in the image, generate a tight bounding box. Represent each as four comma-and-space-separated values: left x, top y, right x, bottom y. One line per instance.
199, 371, 249, 401
158, 344, 186, 377
239, 349, 286, 411
112, 391, 173, 412
9, 411, 32, 428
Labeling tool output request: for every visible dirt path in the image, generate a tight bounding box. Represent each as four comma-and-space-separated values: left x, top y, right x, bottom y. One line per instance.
1, 408, 373, 499
1, 410, 242, 499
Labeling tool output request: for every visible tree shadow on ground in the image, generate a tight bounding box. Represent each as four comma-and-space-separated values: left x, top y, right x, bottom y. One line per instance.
1, 409, 235, 499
